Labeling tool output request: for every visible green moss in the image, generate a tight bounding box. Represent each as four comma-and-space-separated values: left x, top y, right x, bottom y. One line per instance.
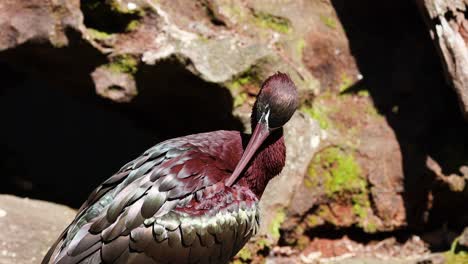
305, 158, 320, 189
87, 28, 112, 40
445, 238, 468, 264
296, 39, 306, 57
445, 252, 468, 264
125, 20, 140, 31
226, 69, 260, 108
269, 210, 286, 239
357, 90, 370, 97
236, 247, 252, 262
253, 11, 291, 33
229, 75, 254, 91
256, 238, 269, 249
353, 204, 366, 221
365, 103, 380, 117
305, 215, 322, 227
364, 221, 377, 233
227, 67, 260, 91
198, 35, 210, 43
297, 236, 310, 250
233, 92, 248, 107
109, 0, 125, 13
352, 193, 369, 220
317, 205, 331, 218
107, 55, 138, 74
352, 192, 377, 233
320, 15, 337, 29
338, 73, 353, 93
233, 238, 270, 263
321, 147, 365, 195
307, 146, 376, 232
307, 147, 365, 196
301, 105, 330, 130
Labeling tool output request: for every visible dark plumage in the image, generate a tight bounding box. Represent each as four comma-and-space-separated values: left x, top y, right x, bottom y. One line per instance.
43, 72, 299, 264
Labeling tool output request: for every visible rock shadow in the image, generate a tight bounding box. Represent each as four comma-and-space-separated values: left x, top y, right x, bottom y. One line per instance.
0, 37, 243, 208
128, 58, 244, 140
331, 0, 468, 250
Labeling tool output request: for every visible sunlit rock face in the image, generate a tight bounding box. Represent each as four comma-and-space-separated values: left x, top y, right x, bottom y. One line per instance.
0, 195, 76, 264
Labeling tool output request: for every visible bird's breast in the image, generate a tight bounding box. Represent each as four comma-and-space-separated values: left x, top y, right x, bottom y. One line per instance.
175, 184, 258, 214
135, 197, 260, 263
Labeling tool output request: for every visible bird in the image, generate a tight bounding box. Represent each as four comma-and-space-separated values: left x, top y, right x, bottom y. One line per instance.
43, 72, 299, 264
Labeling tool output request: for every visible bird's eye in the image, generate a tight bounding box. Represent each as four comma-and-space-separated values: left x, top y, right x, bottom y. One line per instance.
265, 106, 283, 130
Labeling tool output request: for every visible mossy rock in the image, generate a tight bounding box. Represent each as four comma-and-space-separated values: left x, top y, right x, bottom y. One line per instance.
305, 146, 366, 196
445, 238, 468, 264
252, 11, 292, 33
107, 54, 139, 75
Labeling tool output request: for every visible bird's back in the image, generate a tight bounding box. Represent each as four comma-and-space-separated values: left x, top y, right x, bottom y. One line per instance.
43, 130, 260, 264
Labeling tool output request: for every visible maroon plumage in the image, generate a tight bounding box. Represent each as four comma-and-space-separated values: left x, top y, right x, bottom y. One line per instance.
43, 72, 299, 264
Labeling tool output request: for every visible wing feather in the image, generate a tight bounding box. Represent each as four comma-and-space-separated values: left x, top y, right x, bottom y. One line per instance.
141, 188, 167, 219
101, 236, 129, 263
67, 225, 100, 257
44, 131, 245, 264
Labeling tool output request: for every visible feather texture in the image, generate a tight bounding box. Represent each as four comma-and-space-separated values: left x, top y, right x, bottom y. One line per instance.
43, 131, 263, 264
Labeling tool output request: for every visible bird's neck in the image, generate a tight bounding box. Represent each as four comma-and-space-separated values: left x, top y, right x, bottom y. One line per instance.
241, 128, 286, 197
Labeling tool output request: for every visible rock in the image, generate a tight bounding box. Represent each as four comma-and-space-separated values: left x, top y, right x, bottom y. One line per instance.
0, 0, 83, 50
0, 195, 76, 264
300, 236, 429, 262
0, 0, 359, 103
266, 235, 441, 264
258, 112, 321, 241
459, 226, 468, 248
91, 63, 137, 103
415, 0, 468, 120
426, 156, 467, 192
284, 94, 406, 237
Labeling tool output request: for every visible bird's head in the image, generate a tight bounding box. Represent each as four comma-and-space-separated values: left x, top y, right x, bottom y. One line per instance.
251, 72, 299, 130
226, 72, 298, 186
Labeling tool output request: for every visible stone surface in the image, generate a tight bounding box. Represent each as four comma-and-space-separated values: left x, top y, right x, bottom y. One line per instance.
258, 112, 321, 240
283, 94, 406, 239
0, 0, 360, 102
91, 64, 137, 102
459, 226, 468, 248
0, 194, 76, 264
265, 236, 443, 264
0, 0, 83, 50
416, 0, 468, 120
426, 156, 467, 192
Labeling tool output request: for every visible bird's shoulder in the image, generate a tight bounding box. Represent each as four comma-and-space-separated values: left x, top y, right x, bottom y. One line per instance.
79, 130, 244, 213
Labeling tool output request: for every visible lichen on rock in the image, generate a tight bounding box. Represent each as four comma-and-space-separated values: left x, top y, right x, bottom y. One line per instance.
306, 146, 366, 196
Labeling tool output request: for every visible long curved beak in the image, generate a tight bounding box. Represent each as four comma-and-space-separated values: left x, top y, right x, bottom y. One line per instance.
225, 116, 270, 187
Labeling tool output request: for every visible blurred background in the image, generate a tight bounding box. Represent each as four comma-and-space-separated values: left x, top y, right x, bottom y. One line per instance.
0, 0, 467, 263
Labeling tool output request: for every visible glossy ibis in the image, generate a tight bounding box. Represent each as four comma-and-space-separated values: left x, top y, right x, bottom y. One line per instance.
43, 72, 299, 264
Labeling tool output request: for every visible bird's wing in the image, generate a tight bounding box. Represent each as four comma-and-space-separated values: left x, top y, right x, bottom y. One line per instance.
44, 131, 253, 264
